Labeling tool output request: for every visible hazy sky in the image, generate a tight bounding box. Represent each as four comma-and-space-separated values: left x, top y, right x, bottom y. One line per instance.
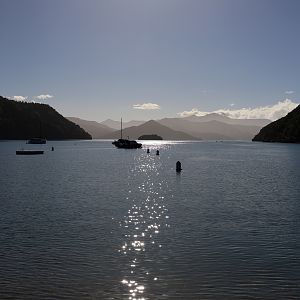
1, 0, 300, 121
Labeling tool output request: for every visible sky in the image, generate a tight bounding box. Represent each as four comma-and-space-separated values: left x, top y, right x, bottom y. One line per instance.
0, 0, 300, 122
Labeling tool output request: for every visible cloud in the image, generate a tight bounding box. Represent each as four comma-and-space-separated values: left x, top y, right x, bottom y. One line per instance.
179, 108, 202, 117
285, 90, 294, 95
8, 94, 53, 102
133, 103, 161, 110
35, 94, 53, 100
178, 99, 299, 121
10, 95, 28, 101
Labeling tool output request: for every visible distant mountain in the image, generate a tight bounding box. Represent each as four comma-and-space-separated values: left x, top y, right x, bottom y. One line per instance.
100, 119, 120, 129
88, 113, 269, 140
105, 120, 195, 140
61, 112, 270, 141
101, 119, 145, 129
158, 117, 262, 140
184, 113, 231, 123
0, 96, 91, 140
67, 117, 114, 139
184, 113, 271, 127
253, 105, 300, 143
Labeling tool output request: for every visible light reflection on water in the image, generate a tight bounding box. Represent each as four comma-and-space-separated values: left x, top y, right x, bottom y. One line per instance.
119, 149, 171, 300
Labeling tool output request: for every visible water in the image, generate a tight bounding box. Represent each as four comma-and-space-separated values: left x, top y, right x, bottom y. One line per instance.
0, 140, 300, 299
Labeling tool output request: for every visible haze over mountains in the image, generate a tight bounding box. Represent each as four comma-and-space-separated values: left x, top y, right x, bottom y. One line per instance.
183, 113, 270, 127
101, 119, 145, 130
67, 117, 114, 139
69, 114, 272, 140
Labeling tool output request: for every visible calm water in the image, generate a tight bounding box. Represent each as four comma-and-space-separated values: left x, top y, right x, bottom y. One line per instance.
0, 140, 300, 299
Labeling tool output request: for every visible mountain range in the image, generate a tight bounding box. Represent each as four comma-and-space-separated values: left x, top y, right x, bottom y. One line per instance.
1, 95, 277, 141
183, 113, 270, 127
69, 114, 271, 140
105, 120, 195, 140
101, 119, 145, 129
67, 117, 114, 139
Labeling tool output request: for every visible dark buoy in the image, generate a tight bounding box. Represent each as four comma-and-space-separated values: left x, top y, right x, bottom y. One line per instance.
147, 148, 150, 153
51, 146, 54, 151
156, 150, 159, 155
176, 161, 182, 172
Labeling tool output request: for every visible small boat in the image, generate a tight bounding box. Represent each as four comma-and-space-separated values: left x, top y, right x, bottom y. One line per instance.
27, 119, 47, 144
16, 150, 44, 155
27, 138, 47, 144
112, 118, 142, 149
112, 138, 142, 149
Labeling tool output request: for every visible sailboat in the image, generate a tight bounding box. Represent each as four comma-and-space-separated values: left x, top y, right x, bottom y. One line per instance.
112, 118, 142, 149
27, 118, 47, 144
27, 137, 46, 144
16, 150, 44, 155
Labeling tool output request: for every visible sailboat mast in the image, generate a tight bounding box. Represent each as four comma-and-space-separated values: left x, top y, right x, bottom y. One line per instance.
39, 119, 42, 138
121, 118, 123, 139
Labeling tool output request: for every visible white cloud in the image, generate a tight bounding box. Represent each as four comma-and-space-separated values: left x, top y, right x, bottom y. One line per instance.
8, 94, 53, 102
178, 99, 299, 121
35, 94, 53, 100
10, 95, 28, 101
133, 103, 161, 110
179, 108, 203, 117
285, 90, 294, 94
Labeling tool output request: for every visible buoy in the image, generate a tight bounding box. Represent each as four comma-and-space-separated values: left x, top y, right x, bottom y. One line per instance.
176, 161, 182, 172
156, 150, 159, 155
51, 146, 54, 151
147, 148, 150, 153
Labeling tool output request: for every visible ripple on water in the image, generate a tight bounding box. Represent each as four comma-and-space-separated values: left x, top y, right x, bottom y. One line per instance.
1, 141, 300, 299
118, 152, 171, 299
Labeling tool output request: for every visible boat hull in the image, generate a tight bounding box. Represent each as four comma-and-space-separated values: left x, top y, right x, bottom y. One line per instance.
16, 150, 44, 155
112, 139, 142, 149
27, 138, 47, 144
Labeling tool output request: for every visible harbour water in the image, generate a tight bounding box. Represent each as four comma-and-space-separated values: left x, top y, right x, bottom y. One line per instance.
0, 140, 300, 299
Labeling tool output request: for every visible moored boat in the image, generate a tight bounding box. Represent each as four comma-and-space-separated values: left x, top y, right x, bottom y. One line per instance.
112, 138, 142, 149
112, 118, 142, 149
27, 138, 47, 144
16, 150, 44, 155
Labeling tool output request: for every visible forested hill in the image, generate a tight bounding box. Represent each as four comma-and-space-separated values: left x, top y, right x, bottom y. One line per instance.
253, 105, 300, 143
0, 96, 91, 140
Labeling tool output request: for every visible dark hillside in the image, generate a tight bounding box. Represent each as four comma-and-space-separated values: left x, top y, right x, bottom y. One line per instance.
253, 105, 300, 143
0, 96, 91, 140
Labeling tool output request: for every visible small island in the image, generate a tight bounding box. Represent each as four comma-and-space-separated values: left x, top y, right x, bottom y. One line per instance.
138, 134, 163, 140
